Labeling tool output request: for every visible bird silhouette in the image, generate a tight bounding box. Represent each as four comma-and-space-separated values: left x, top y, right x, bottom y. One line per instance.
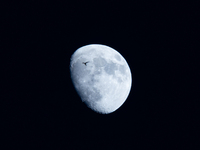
82, 61, 89, 66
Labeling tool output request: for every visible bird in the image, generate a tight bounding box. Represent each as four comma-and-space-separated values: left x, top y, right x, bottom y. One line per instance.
82, 61, 89, 66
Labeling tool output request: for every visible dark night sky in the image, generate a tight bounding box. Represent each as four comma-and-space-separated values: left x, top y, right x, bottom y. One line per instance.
1, 1, 199, 149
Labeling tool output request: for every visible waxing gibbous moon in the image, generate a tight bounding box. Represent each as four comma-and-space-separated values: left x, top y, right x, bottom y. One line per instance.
70, 44, 132, 114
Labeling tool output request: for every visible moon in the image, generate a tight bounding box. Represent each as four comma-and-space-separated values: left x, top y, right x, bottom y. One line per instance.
70, 44, 132, 114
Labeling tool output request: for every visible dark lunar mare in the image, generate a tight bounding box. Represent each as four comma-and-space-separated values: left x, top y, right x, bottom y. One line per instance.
104, 61, 118, 75
93, 57, 107, 67
119, 64, 126, 74
93, 56, 119, 76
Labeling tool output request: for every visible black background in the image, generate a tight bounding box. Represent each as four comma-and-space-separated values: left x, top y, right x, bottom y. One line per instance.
1, 0, 199, 149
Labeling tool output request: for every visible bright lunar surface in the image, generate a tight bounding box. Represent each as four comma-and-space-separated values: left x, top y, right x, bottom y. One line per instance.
70, 44, 132, 114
